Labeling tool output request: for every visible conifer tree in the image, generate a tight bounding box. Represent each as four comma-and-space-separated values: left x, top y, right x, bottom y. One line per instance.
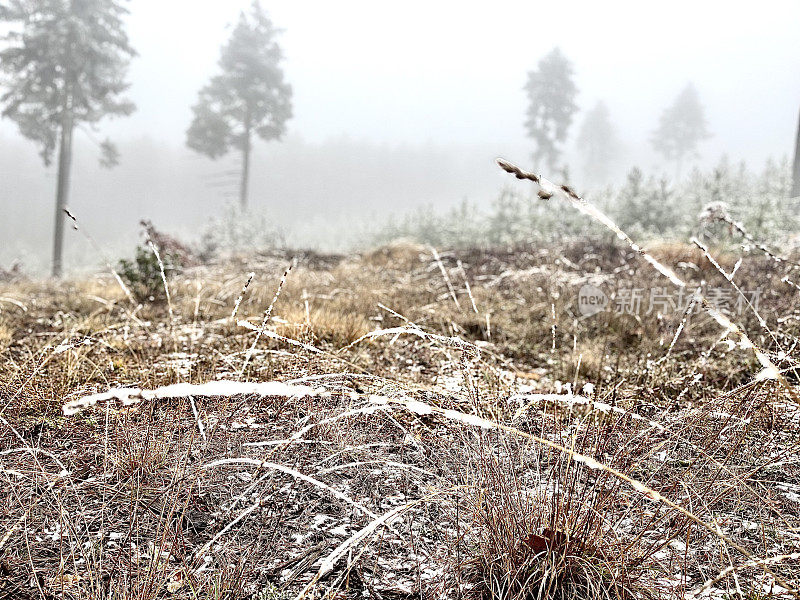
0, 0, 136, 277
651, 83, 711, 180
576, 101, 619, 185
524, 48, 579, 172
791, 106, 800, 198
187, 1, 292, 211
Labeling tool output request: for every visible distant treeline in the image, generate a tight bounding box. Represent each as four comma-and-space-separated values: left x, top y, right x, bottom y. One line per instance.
0, 133, 509, 273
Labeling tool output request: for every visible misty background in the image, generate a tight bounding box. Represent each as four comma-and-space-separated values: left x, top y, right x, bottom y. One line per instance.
2, 0, 799, 273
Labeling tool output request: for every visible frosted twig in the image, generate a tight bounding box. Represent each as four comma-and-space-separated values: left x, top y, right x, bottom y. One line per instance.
147, 239, 174, 326
198, 457, 407, 574
702, 203, 800, 269
497, 159, 685, 287
188, 396, 206, 442
230, 272, 255, 322
294, 495, 434, 600
62, 380, 317, 416
656, 288, 700, 364
510, 393, 666, 432
694, 552, 800, 595
784, 276, 800, 292
377, 303, 422, 330
457, 260, 479, 313
64, 208, 136, 306
314, 460, 434, 478
201, 458, 380, 519
339, 325, 479, 357
429, 246, 461, 310
691, 237, 772, 336
0, 297, 26, 312
238, 320, 323, 354
239, 263, 293, 378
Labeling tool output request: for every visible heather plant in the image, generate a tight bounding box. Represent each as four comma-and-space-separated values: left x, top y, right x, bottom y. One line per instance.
117, 245, 175, 302
118, 221, 188, 302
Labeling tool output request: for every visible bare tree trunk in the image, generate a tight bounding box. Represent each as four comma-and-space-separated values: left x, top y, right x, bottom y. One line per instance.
52, 111, 74, 278
239, 115, 252, 211
792, 106, 800, 198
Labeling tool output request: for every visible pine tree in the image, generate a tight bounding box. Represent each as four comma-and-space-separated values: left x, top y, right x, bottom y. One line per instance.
0, 0, 136, 277
791, 105, 800, 198
524, 48, 578, 172
651, 83, 711, 180
614, 168, 677, 237
187, 1, 292, 211
576, 101, 619, 185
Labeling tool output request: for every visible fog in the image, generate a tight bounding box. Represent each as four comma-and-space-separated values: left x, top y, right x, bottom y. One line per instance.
1, 0, 799, 273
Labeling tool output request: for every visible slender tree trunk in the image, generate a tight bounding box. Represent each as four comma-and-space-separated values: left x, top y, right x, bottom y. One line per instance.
52, 111, 74, 278
792, 105, 800, 198
240, 114, 252, 211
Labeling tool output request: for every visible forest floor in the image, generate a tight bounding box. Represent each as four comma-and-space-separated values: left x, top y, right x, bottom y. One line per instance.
1, 237, 800, 600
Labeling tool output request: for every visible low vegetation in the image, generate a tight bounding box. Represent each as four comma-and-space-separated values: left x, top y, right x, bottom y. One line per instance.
374, 158, 799, 251
1, 167, 800, 599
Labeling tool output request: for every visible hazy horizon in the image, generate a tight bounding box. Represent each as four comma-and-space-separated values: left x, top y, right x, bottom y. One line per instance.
1, 0, 799, 273
58, 1, 800, 158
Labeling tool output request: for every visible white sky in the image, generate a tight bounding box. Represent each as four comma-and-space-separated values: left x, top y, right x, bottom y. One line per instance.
92, 0, 800, 166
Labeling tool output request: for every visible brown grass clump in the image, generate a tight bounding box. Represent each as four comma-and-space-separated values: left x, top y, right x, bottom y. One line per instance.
646, 240, 738, 274
304, 307, 372, 346
361, 238, 427, 269
462, 438, 656, 600
0, 318, 13, 352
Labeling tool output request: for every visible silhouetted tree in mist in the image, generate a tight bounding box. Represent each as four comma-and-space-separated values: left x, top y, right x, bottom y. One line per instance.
524, 48, 578, 172
791, 105, 800, 198
651, 83, 711, 180
0, 0, 136, 277
576, 101, 619, 185
186, 1, 292, 211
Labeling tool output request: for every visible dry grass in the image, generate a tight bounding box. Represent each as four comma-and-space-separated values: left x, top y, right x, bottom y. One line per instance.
1, 183, 800, 599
